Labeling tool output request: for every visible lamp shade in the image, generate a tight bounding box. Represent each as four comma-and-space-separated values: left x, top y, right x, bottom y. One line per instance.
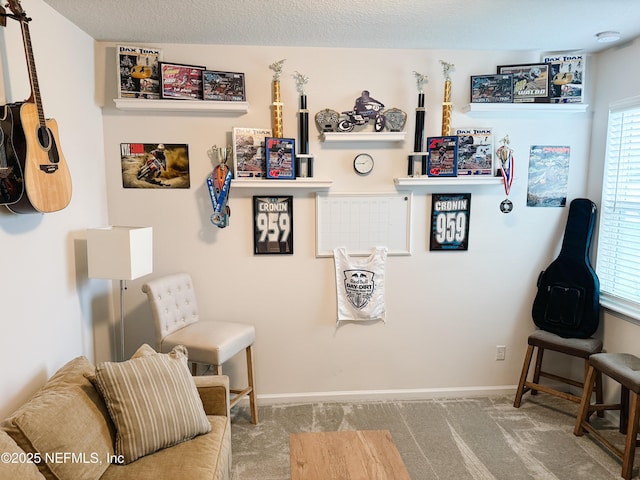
87, 226, 153, 280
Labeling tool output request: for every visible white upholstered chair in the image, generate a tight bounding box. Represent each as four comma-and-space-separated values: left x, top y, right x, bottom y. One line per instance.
141, 272, 258, 424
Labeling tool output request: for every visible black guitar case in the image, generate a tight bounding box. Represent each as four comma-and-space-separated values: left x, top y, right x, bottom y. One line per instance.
532, 198, 600, 338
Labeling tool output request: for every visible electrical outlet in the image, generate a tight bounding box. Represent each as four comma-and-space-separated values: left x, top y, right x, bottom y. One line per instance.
496, 345, 506, 361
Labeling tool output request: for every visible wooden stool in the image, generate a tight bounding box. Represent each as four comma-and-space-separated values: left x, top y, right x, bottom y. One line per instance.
514, 330, 603, 408
574, 353, 640, 480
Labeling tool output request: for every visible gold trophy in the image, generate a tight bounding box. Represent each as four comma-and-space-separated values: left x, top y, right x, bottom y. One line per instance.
269, 59, 286, 138
440, 60, 454, 136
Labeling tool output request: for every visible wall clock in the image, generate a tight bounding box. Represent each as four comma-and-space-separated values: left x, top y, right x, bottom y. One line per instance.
353, 153, 374, 175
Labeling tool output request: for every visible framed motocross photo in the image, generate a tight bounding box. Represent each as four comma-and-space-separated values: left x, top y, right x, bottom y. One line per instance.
265, 137, 295, 179
202, 70, 246, 101
426, 136, 458, 177
497, 63, 550, 103
253, 196, 293, 254
159, 62, 205, 100
120, 143, 191, 189
470, 74, 513, 103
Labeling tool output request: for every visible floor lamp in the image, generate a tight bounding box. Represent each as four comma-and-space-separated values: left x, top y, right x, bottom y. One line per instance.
87, 226, 153, 361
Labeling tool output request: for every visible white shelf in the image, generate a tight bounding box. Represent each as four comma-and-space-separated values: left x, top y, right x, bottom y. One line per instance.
231, 178, 332, 191
394, 176, 503, 187
113, 98, 249, 114
321, 131, 406, 143
462, 103, 589, 117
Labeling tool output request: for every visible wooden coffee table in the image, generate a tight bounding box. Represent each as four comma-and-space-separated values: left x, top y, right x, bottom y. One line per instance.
290, 429, 410, 479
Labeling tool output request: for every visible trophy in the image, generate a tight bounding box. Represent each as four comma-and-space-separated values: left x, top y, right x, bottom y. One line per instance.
269, 59, 286, 138
440, 61, 454, 136
496, 135, 514, 213
410, 71, 428, 176
293, 71, 313, 177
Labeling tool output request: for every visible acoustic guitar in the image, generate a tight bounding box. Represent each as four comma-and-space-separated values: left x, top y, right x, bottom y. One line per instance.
5, 0, 72, 214
0, 104, 24, 205
532, 198, 600, 338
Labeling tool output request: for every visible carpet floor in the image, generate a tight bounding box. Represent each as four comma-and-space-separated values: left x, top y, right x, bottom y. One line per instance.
230, 394, 638, 479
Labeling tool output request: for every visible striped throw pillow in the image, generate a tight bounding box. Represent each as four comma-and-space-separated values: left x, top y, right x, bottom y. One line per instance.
94, 345, 210, 464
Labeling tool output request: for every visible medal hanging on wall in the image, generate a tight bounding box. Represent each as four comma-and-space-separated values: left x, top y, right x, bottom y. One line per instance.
496, 135, 514, 214
207, 146, 232, 228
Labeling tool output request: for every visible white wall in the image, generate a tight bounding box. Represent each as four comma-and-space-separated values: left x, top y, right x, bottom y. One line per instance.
97, 43, 593, 401
5, 5, 630, 417
0, 1, 109, 418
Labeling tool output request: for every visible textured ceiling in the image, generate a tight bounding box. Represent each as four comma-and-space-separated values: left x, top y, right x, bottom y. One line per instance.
41, 0, 640, 53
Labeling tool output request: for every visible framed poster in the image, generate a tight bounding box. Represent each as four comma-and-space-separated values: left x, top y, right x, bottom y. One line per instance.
430, 193, 471, 251
497, 63, 550, 103
470, 74, 513, 103
426, 136, 458, 177
453, 127, 494, 175
542, 53, 585, 104
253, 196, 293, 254
233, 127, 272, 178
202, 70, 246, 101
117, 45, 162, 99
159, 62, 205, 100
265, 137, 295, 179
527, 146, 570, 207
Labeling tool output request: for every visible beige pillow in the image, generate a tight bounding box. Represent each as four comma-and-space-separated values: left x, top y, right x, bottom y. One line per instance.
94, 345, 210, 464
1, 356, 114, 480
0, 429, 46, 480
131, 342, 157, 358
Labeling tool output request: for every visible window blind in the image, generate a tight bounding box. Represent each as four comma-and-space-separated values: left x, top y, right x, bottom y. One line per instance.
597, 97, 640, 320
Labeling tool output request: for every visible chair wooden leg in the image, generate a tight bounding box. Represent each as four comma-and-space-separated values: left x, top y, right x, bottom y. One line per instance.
622, 391, 640, 480
514, 345, 534, 408
595, 368, 604, 418
214, 364, 222, 375
531, 347, 544, 396
620, 386, 630, 434
246, 344, 258, 424
574, 364, 597, 436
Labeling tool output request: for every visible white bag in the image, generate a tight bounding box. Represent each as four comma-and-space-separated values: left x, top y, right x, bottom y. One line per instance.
333, 246, 388, 323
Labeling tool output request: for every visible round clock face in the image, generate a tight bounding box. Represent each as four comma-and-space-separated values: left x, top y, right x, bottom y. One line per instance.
353, 153, 374, 175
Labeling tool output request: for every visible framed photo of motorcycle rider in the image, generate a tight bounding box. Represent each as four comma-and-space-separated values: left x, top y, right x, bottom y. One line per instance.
159, 62, 205, 100
120, 143, 191, 188
497, 63, 550, 103
265, 137, 296, 179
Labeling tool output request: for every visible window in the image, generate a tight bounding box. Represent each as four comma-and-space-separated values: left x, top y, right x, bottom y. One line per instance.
596, 96, 640, 321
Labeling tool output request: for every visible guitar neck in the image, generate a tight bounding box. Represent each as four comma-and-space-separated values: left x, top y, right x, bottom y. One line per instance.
559, 199, 597, 262
19, 19, 45, 127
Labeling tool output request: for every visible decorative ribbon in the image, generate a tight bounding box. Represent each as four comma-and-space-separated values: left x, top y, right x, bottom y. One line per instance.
207, 164, 232, 227
497, 145, 514, 196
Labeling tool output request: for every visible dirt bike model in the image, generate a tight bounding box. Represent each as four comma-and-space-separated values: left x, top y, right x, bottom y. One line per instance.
337, 101, 386, 133
137, 155, 163, 181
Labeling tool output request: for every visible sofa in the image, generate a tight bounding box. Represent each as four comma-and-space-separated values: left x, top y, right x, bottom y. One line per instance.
0, 345, 232, 480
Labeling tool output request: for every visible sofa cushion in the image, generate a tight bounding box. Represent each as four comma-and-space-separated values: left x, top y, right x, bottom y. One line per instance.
0, 429, 46, 480
0, 356, 115, 480
94, 345, 211, 464
100, 415, 230, 480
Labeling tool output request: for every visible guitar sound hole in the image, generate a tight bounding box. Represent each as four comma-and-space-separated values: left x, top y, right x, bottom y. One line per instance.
37, 126, 51, 150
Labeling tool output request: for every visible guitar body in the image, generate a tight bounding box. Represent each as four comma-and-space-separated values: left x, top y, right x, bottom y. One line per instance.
0, 104, 24, 205
532, 198, 600, 338
7, 102, 71, 213
4, 0, 72, 214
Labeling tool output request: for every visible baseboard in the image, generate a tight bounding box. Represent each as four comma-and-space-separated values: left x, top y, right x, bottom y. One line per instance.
243, 385, 518, 406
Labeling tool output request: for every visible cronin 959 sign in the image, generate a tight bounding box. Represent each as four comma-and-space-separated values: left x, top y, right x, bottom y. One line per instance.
252, 196, 293, 254
430, 193, 471, 251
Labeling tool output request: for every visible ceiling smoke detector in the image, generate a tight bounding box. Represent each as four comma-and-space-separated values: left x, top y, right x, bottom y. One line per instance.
596, 31, 621, 43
